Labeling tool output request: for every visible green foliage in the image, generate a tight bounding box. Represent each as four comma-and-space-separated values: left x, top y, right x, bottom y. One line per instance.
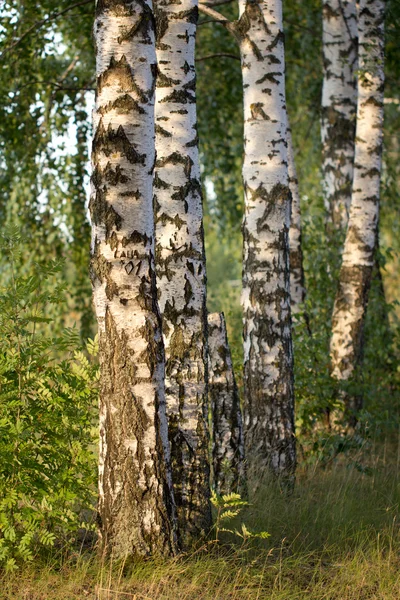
211, 491, 270, 544
292, 201, 342, 441
206, 188, 400, 466
0, 0, 95, 341
293, 198, 400, 459
196, 2, 243, 232
0, 230, 98, 570
205, 219, 243, 385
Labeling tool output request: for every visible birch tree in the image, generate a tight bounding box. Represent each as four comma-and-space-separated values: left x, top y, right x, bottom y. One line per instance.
197, 3, 305, 316
238, 0, 296, 479
330, 0, 385, 421
153, 0, 211, 544
197, 0, 297, 479
208, 312, 245, 496
287, 124, 306, 310
90, 0, 176, 557
321, 0, 358, 228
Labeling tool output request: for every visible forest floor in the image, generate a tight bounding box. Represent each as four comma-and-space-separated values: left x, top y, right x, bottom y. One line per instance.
2, 436, 400, 600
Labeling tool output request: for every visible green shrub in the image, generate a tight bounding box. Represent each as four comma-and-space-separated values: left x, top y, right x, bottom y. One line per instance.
294, 202, 400, 459
0, 230, 98, 570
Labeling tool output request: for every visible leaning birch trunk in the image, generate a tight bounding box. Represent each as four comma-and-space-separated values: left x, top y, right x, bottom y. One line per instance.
287, 124, 306, 311
330, 0, 385, 422
153, 0, 211, 545
321, 0, 358, 228
208, 313, 246, 496
238, 0, 296, 480
90, 0, 176, 557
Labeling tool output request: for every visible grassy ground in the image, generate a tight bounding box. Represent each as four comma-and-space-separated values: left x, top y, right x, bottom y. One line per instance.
2, 438, 400, 599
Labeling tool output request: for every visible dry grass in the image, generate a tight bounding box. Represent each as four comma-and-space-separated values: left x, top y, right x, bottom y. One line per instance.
2, 439, 400, 600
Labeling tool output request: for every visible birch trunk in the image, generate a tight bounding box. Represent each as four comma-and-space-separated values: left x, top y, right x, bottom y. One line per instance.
90, 0, 176, 558
321, 0, 358, 228
153, 0, 211, 545
287, 124, 305, 310
208, 313, 246, 496
238, 0, 296, 479
330, 0, 385, 420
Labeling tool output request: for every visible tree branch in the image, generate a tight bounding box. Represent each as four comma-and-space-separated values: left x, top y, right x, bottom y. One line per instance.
40, 55, 83, 135
198, 18, 227, 26
15, 78, 95, 93
337, 0, 358, 53
202, 0, 235, 5
198, 3, 237, 37
284, 17, 318, 35
1, 0, 93, 58
197, 52, 240, 61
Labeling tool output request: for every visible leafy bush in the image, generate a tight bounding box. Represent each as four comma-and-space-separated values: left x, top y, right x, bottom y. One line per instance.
0, 230, 98, 570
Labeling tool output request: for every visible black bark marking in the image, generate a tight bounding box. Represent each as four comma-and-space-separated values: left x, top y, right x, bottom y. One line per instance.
89, 186, 122, 233
185, 133, 199, 148
268, 30, 285, 52
98, 56, 147, 103
156, 152, 193, 177
93, 120, 146, 165
156, 124, 173, 138
255, 72, 281, 85
96, 0, 136, 17
249, 40, 264, 61
250, 103, 270, 120
99, 94, 146, 116
104, 163, 129, 186
160, 88, 195, 104
117, 2, 155, 44
154, 172, 169, 189
157, 71, 180, 88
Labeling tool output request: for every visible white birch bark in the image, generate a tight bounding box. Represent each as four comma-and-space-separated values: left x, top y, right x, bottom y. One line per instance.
287, 124, 305, 310
330, 0, 385, 418
208, 312, 246, 496
321, 0, 358, 228
153, 0, 211, 545
238, 0, 296, 479
90, 0, 176, 557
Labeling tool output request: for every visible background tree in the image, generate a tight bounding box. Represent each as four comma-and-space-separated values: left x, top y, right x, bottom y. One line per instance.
287, 123, 306, 311
330, 0, 386, 424
321, 0, 358, 229
208, 312, 245, 496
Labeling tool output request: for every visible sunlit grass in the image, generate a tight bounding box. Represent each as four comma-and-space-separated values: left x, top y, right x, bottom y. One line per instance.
2, 438, 400, 599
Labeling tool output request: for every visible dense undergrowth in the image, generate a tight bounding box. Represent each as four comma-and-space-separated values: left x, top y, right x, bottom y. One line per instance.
0, 230, 98, 570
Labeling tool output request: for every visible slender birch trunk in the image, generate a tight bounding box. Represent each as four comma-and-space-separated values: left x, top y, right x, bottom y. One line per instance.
153, 0, 211, 545
238, 0, 296, 479
330, 0, 385, 420
321, 0, 358, 228
208, 312, 246, 496
90, 0, 176, 557
287, 124, 306, 310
